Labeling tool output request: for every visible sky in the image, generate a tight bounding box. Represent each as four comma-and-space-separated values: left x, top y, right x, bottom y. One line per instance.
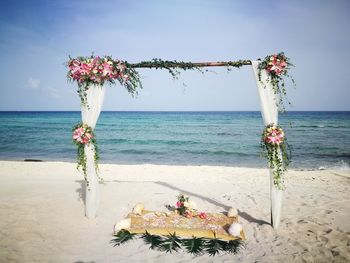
0, 0, 349, 111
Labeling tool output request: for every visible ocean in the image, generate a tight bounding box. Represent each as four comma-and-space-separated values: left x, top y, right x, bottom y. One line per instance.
0, 111, 349, 170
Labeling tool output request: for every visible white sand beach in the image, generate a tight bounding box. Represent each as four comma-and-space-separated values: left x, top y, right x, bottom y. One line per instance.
0, 161, 349, 262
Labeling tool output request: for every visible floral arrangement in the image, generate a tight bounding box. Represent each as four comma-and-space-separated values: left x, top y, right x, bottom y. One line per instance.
176, 194, 192, 217
176, 194, 207, 219
261, 124, 291, 189
258, 52, 294, 111
67, 55, 142, 106
72, 123, 99, 187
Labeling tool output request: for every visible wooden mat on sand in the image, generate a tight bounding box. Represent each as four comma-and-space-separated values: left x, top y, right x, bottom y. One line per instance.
126, 210, 245, 241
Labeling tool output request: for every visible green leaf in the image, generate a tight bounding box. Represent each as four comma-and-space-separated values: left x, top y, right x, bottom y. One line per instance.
111, 230, 136, 247
181, 237, 205, 255
221, 240, 245, 254
141, 231, 163, 249
159, 232, 181, 253
204, 238, 223, 256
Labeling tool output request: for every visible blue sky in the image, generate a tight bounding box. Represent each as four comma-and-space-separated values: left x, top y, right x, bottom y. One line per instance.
0, 0, 349, 111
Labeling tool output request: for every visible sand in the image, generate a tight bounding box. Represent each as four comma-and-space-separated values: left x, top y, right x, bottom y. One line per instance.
0, 161, 349, 263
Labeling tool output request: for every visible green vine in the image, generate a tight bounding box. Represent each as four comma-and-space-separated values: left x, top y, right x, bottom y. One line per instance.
111, 230, 245, 256
72, 123, 100, 188
128, 58, 205, 79
261, 124, 291, 190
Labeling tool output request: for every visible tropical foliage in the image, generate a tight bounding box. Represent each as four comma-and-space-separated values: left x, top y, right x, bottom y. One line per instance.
111, 230, 245, 256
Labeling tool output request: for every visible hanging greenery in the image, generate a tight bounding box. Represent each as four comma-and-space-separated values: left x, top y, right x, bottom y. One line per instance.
111, 230, 245, 256
72, 123, 100, 187
261, 124, 291, 189
257, 52, 295, 111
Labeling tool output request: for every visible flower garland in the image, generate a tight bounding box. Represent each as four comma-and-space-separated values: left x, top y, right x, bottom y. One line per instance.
72, 123, 100, 187
67, 55, 142, 106
258, 52, 295, 111
261, 124, 291, 190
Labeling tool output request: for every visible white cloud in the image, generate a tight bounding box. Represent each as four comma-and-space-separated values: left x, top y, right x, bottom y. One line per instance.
26, 77, 41, 89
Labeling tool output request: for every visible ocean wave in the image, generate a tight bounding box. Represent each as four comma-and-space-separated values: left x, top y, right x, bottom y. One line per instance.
184, 149, 253, 156
114, 149, 163, 155
297, 125, 349, 128
102, 138, 201, 146
318, 160, 350, 171
216, 132, 241, 137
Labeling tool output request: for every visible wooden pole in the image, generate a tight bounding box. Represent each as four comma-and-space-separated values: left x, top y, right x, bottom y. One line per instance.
129, 60, 252, 69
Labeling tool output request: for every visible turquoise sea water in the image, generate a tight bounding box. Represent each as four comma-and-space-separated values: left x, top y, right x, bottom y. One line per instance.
0, 111, 349, 170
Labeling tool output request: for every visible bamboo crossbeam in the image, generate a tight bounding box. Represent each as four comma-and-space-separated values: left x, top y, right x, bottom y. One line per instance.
129, 60, 252, 69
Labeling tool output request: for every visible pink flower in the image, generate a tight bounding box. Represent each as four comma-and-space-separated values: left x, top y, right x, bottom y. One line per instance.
73, 126, 93, 145
69, 59, 80, 69
73, 127, 84, 140
101, 62, 113, 76
280, 61, 287, 67
265, 128, 284, 145
80, 63, 92, 75
92, 56, 100, 64
198, 212, 207, 219
176, 201, 182, 208
82, 136, 90, 144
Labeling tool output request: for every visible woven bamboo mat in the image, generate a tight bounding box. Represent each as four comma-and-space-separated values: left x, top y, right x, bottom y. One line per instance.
127, 210, 245, 240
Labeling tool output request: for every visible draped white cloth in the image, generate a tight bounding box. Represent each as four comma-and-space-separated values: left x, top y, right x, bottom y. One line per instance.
81, 84, 106, 218
252, 61, 283, 229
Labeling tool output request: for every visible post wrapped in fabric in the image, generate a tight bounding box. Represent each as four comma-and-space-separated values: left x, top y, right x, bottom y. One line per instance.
81, 84, 105, 218
251, 61, 283, 229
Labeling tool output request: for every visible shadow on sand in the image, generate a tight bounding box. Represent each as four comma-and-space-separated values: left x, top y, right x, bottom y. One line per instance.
75, 179, 269, 226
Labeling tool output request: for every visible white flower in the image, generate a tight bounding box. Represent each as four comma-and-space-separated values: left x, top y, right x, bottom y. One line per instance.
183, 201, 190, 208
114, 218, 131, 233
228, 223, 242, 237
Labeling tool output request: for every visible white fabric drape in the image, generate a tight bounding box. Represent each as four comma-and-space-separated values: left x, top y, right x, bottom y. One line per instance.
252, 61, 283, 229
81, 84, 106, 218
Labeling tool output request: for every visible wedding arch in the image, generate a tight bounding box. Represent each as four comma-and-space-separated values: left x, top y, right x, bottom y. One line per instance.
68, 53, 294, 229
